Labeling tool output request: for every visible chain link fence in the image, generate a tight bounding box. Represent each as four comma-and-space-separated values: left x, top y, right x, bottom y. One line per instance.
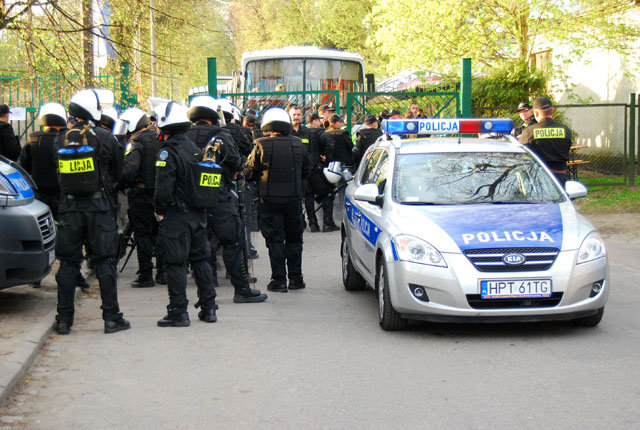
477, 104, 628, 183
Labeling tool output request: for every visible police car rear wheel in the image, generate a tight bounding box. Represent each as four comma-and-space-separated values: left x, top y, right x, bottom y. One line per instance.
572, 307, 604, 327
341, 235, 365, 290
376, 259, 407, 331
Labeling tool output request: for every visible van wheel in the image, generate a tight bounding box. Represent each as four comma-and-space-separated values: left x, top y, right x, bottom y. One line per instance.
377, 259, 407, 331
341, 235, 365, 291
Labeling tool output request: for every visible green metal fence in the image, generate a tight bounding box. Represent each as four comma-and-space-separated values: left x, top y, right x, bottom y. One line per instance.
0, 63, 137, 143
345, 91, 460, 132
221, 90, 340, 118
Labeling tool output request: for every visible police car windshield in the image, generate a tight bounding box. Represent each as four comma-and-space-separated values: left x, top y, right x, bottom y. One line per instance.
393, 152, 564, 205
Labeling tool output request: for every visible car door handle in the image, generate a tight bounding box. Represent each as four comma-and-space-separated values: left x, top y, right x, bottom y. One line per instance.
345, 201, 351, 207
355, 212, 361, 219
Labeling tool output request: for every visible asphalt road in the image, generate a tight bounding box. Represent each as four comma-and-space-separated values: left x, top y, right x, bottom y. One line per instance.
1, 227, 639, 429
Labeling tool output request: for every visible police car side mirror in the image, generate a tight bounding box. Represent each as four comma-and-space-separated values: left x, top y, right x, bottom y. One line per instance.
342, 170, 353, 182
354, 183, 383, 207
565, 180, 588, 200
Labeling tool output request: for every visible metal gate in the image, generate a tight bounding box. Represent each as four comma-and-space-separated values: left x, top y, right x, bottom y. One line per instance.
345, 91, 459, 132
0, 63, 138, 143
221, 90, 341, 118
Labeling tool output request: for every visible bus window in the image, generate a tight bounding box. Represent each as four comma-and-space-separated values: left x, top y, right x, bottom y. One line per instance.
245, 59, 304, 92
305, 59, 363, 92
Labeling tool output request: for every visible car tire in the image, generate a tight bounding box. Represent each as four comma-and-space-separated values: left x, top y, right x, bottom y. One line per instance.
377, 259, 407, 331
572, 307, 605, 327
341, 235, 365, 291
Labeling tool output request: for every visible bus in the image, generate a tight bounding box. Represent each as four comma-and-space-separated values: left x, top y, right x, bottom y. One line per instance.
225, 46, 366, 114
240, 46, 365, 94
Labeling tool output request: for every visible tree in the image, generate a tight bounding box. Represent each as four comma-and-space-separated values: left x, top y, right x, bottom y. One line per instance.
371, 0, 640, 77
228, 0, 375, 67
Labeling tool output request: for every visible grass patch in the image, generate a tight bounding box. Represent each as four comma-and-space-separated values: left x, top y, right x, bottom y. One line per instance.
575, 186, 640, 214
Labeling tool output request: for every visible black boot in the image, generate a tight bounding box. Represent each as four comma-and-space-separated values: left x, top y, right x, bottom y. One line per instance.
266, 280, 288, 293
104, 317, 131, 334
309, 223, 320, 233
155, 270, 167, 285
288, 277, 306, 290
234, 288, 268, 303
55, 320, 71, 335
76, 273, 90, 292
198, 304, 218, 323
157, 313, 191, 327
132, 272, 155, 288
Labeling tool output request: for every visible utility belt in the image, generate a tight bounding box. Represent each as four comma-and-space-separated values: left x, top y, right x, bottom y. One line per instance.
65, 191, 104, 200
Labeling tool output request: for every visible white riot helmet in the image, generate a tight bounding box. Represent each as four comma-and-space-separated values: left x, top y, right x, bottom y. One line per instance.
68, 89, 102, 121
120, 107, 150, 134
232, 105, 242, 123
323, 161, 343, 184
100, 106, 119, 130
38, 102, 67, 127
260, 107, 292, 135
187, 95, 219, 123
217, 98, 234, 123
154, 101, 191, 133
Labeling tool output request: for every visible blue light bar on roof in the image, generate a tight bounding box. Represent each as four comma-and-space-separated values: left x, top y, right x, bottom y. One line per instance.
381, 118, 513, 135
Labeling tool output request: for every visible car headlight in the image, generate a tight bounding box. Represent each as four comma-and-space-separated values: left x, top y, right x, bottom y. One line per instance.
394, 235, 447, 267
576, 231, 606, 264
0, 174, 15, 195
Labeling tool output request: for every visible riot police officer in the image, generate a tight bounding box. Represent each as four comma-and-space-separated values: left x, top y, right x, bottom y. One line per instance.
54, 89, 129, 335
120, 107, 162, 288
244, 108, 311, 293
154, 101, 220, 326
518, 97, 572, 185
219, 99, 252, 157
19, 103, 67, 220
186, 96, 266, 303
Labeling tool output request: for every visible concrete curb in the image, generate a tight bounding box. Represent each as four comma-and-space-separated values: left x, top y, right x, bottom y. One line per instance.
0, 307, 56, 406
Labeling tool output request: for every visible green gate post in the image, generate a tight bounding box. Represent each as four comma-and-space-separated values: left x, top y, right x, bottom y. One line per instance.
207, 58, 217, 98
460, 58, 472, 118
630, 93, 636, 187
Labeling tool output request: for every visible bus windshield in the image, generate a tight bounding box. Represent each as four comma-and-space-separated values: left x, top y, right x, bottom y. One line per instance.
245, 58, 363, 93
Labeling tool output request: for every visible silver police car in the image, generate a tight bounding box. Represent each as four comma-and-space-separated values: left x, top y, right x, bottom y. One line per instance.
341, 118, 608, 330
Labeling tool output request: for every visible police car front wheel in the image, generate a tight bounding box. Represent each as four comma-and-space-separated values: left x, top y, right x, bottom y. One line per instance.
377, 259, 408, 331
571, 307, 605, 327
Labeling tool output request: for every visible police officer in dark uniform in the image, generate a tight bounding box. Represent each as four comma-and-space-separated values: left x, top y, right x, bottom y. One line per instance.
154, 101, 221, 327
186, 96, 266, 304
352, 114, 382, 167
120, 107, 162, 288
219, 99, 252, 157
54, 89, 129, 335
513, 101, 537, 139
518, 97, 572, 185
321, 114, 351, 232
289, 105, 319, 232
19, 103, 67, 220
244, 107, 311, 293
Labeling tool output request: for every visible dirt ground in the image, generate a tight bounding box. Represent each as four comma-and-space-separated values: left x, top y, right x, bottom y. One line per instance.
584, 212, 640, 238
